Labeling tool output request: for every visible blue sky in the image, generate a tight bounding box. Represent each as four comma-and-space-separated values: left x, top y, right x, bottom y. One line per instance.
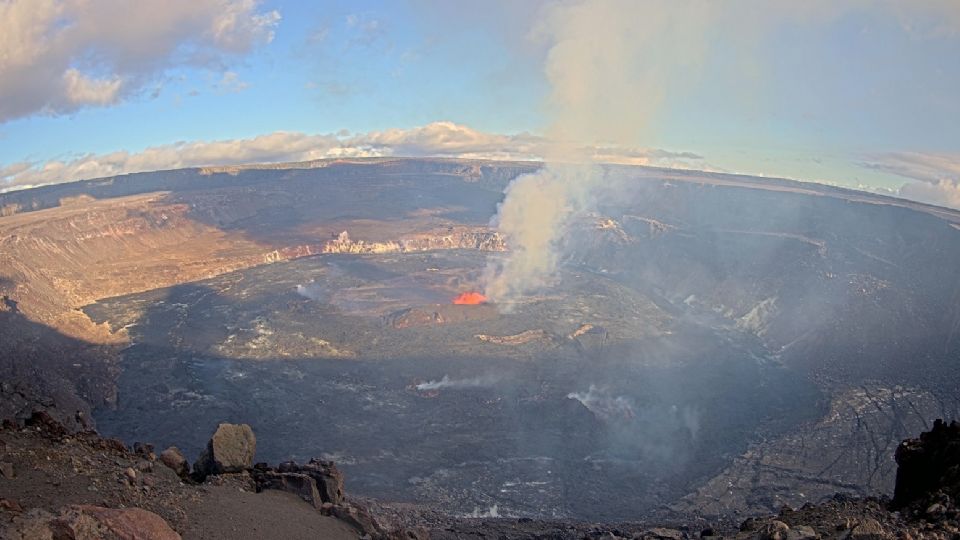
1, 0, 959, 207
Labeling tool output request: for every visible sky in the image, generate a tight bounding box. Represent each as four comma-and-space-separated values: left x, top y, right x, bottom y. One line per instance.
1, 0, 959, 208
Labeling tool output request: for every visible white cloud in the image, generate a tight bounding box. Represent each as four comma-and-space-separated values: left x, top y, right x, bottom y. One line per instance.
900, 179, 960, 209
63, 69, 124, 106
863, 152, 960, 185
862, 151, 960, 209
0, 0, 280, 122
0, 121, 706, 191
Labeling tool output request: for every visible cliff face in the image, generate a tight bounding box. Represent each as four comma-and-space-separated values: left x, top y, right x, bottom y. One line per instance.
320, 229, 505, 255
0, 193, 271, 339
0, 195, 505, 340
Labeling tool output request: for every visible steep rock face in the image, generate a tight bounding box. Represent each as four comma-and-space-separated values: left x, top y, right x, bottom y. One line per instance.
320, 229, 505, 255
0, 193, 272, 338
893, 419, 960, 511
254, 459, 345, 507
0, 310, 115, 430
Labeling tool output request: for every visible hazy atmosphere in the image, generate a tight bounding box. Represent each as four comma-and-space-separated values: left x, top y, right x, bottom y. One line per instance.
2, 2, 960, 539
2, 0, 959, 206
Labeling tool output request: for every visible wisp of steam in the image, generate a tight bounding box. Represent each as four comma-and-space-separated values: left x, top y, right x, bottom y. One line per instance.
415, 374, 500, 392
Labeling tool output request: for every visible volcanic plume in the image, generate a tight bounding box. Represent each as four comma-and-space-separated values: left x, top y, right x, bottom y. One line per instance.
452, 291, 487, 305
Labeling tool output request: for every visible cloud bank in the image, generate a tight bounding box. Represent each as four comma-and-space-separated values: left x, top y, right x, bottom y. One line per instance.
0, 0, 279, 122
863, 152, 960, 209
0, 121, 705, 192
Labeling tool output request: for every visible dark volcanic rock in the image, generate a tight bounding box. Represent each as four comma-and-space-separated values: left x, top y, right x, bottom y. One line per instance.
892, 418, 960, 511
24, 410, 67, 438
193, 423, 256, 479
254, 458, 344, 506
134, 441, 155, 457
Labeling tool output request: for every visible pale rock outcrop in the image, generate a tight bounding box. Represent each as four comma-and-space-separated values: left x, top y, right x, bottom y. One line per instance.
193, 423, 256, 479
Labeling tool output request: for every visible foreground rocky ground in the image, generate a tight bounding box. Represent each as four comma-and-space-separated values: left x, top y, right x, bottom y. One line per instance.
1, 412, 958, 539
0, 415, 390, 539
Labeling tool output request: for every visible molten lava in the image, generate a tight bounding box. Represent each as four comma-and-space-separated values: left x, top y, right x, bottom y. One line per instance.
452, 291, 488, 305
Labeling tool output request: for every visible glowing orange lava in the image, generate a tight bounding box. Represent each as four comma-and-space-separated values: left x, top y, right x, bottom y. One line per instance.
452, 291, 488, 305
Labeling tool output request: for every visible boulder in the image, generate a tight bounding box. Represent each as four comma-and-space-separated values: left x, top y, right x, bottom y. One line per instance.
193, 423, 256, 479
754, 520, 791, 540
160, 446, 190, 478
786, 525, 818, 540
3, 505, 180, 540
330, 504, 381, 536
0, 461, 14, 479
847, 518, 887, 540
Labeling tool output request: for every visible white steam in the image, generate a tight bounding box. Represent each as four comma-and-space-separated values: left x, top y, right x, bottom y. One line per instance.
415, 374, 500, 391
567, 385, 635, 421
483, 0, 698, 302
483, 163, 597, 302
464, 504, 500, 518
295, 282, 327, 302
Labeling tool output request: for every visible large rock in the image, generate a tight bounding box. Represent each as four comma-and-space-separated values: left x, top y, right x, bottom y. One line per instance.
847, 518, 888, 540
159, 446, 190, 478
3, 505, 180, 540
892, 419, 960, 510
193, 423, 256, 479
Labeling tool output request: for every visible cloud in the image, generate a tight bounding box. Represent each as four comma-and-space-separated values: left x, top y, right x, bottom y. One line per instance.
862, 152, 960, 185
63, 69, 124, 106
0, 121, 705, 192
0, 0, 280, 122
861, 152, 960, 209
349, 122, 542, 159
900, 179, 960, 209
215, 71, 250, 94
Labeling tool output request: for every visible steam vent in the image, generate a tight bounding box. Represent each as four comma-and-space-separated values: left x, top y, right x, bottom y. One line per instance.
3, 2, 960, 536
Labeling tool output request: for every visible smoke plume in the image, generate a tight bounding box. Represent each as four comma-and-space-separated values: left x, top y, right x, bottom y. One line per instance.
483, 0, 709, 303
